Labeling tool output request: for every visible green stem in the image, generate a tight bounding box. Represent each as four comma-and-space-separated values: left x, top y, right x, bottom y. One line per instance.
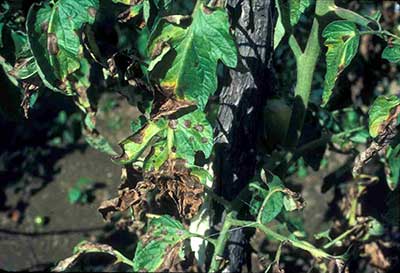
257, 188, 285, 223
284, 17, 320, 148
204, 186, 232, 210
348, 194, 358, 226
229, 219, 335, 260
286, 125, 365, 166
295, 125, 364, 157
209, 213, 339, 272
360, 30, 400, 41
209, 211, 236, 272
190, 232, 218, 246
256, 224, 333, 259
288, 34, 302, 62
333, 6, 374, 28
323, 225, 360, 249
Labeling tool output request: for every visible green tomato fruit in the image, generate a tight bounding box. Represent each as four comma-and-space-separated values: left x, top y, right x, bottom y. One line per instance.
263, 98, 292, 150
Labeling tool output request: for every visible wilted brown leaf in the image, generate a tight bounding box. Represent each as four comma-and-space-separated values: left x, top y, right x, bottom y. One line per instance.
364, 242, 391, 270
353, 105, 400, 177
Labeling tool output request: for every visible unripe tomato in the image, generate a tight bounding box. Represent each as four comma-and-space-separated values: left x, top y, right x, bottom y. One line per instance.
262, 98, 292, 150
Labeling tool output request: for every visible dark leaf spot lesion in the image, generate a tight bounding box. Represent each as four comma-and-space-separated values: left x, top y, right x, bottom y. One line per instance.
194, 124, 204, 132
47, 33, 59, 55
88, 6, 97, 18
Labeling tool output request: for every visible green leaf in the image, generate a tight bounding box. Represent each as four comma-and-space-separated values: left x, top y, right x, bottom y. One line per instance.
314, 229, 332, 241
149, 3, 237, 109
68, 187, 82, 204
26, 0, 99, 94
384, 142, 400, 190
130, 115, 148, 134
290, 0, 310, 26
9, 31, 37, 80
173, 110, 213, 162
250, 175, 285, 224
274, 0, 285, 50
283, 195, 297, 211
112, 0, 134, 4
144, 140, 170, 170
117, 110, 213, 169
147, 41, 171, 71
76, 177, 94, 187
133, 215, 191, 272
367, 218, 384, 237
189, 165, 213, 185
382, 43, 400, 63
322, 21, 360, 106
0, 22, 4, 48
116, 118, 168, 165
368, 95, 400, 138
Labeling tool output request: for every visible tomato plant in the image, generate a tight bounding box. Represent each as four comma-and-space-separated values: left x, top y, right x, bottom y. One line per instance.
1, 0, 399, 272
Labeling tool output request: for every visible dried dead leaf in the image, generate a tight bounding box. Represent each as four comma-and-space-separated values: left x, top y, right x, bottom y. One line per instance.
364, 242, 391, 270
353, 105, 400, 177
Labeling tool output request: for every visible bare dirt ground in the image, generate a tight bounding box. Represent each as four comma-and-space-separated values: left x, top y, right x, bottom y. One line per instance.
0, 147, 121, 271
0, 93, 138, 271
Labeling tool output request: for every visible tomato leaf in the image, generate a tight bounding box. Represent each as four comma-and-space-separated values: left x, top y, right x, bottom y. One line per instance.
274, 0, 285, 50
322, 21, 359, 106
148, 3, 237, 110
384, 142, 400, 191
117, 110, 212, 169
133, 215, 191, 272
382, 43, 400, 63
26, 0, 99, 94
9, 31, 37, 80
250, 175, 285, 224
115, 118, 168, 165
290, 0, 310, 26
368, 95, 400, 138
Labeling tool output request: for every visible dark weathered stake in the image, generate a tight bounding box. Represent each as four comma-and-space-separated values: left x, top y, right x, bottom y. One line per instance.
214, 0, 274, 271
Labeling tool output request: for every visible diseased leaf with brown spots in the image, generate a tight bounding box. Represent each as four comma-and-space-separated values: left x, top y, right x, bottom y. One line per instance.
53, 241, 132, 272
368, 95, 400, 138
115, 110, 212, 169
148, 2, 237, 110
26, 0, 99, 94
322, 21, 359, 106
133, 215, 191, 272
353, 103, 400, 177
152, 98, 196, 119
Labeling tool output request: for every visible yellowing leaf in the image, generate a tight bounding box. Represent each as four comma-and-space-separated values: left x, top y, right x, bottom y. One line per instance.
148, 3, 237, 109
322, 21, 359, 106
369, 95, 400, 138
26, 0, 99, 94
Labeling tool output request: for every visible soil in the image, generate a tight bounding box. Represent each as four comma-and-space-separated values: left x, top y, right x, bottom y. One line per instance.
0, 92, 137, 271
0, 147, 122, 271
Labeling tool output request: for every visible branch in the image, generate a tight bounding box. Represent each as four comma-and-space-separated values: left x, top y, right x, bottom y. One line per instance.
288, 34, 302, 62
333, 6, 374, 28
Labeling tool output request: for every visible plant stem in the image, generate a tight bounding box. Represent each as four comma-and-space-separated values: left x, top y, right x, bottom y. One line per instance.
288, 34, 302, 62
323, 225, 360, 249
209, 212, 340, 272
190, 232, 218, 246
332, 6, 373, 28
360, 30, 400, 41
287, 125, 365, 165
115, 251, 136, 268
257, 188, 285, 223
229, 219, 335, 260
203, 185, 232, 210
284, 17, 320, 148
209, 211, 236, 272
